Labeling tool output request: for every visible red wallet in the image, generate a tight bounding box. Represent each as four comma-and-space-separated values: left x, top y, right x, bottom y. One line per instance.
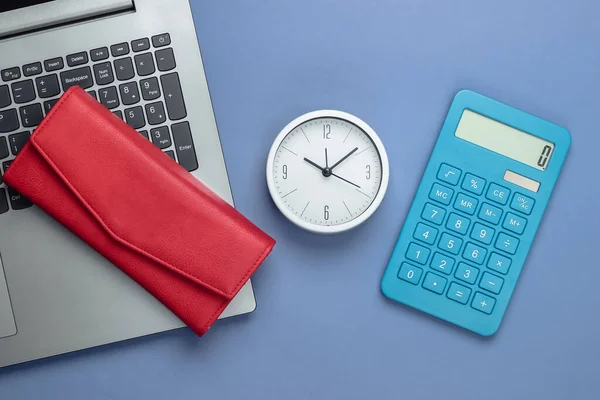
3, 86, 275, 336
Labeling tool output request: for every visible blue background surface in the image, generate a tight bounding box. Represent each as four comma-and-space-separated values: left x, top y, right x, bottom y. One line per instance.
2, 1, 599, 398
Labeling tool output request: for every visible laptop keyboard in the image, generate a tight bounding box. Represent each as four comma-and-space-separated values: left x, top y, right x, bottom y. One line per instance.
0, 33, 199, 214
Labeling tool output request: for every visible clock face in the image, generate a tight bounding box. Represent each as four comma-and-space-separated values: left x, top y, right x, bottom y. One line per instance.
267, 111, 389, 233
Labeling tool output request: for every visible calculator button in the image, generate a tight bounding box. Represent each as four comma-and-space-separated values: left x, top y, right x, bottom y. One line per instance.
502, 212, 527, 235
430, 253, 455, 275
463, 242, 487, 265
438, 233, 463, 255
461, 173, 486, 195
479, 272, 504, 294
421, 203, 446, 225
398, 263, 423, 285
471, 292, 496, 314
510, 192, 535, 215
422, 272, 447, 294
486, 183, 510, 205
487, 252, 511, 275
437, 163, 461, 186
478, 202, 502, 225
413, 223, 438, 245
429, 183, 454, 205
446, 213, 470, 235
455, 262, 479, 285
406, 242, 430, 265
447, 282, 471, 304
495, 233, 519, 255
453, 193, 478, 215
470, 222, 495, 245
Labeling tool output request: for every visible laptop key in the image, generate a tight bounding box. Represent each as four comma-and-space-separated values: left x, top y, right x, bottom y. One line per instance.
44, 57, 64, 72
93, 62, 114, 86
11, 80, 35, 104
98, 86, 120, 109
150, 126, 171, 149
43, 99, 59, 115
125, 106, 145, 129
140, 77, 160, 101
19, 104, 43, 127
119, 82, 140, 105
1, 68, 20, 82
90, 47, 109, 62
7, 187, 32, 210
8, 131, 30, 155
156, 48, 176, 71
0, 189, 8, 214
2, 161, 11, 173
87, 90, 97, 100
138, 130, 149, 140
35, 74, 60, 98
0, 109, 19, 133
67, 52, 88, 67
164, 150, 176, 161
113, 110, 124, 120
111, 43, 130, 57
134, 53, 155, 76
0, 137, 8, 159
160, 73, 186, 120
0, 86, 11, 108
60, 67, 93, 90
23, 62, 43, 77
172, 122, 198, 171
114, 58, 135, 81
145, 102, 166, 125
132, 38, 150, 52
152, 33, 171, 48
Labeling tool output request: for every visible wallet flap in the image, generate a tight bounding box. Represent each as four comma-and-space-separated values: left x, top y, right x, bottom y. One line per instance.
20, 87, 271, 299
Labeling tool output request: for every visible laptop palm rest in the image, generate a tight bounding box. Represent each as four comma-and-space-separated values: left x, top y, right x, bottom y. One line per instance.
0, 254, 17, 339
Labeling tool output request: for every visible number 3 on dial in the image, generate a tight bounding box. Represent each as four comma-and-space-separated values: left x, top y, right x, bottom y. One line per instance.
266, 110, 390, 234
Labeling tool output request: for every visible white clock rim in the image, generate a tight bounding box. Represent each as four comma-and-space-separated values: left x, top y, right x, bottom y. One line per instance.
266, 109, 389, 234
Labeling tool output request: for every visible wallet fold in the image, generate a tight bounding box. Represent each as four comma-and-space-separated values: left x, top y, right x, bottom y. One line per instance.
4, 86, 275, 335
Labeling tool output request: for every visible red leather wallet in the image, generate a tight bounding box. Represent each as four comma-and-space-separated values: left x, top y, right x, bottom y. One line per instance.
3, 86, 275, 336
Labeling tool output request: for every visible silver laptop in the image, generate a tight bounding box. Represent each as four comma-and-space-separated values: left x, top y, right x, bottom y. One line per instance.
0, 0, 256, 368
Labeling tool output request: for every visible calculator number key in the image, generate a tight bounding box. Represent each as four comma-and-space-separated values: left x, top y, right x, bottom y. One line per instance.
471, 292, 496, 314
463, 242, 487, 265
486, 183, 510, 205
421, 203, 446, 225
398, 263, 423, 285
470, 222, 495, 245
453, 193, 478, 215
406, 242, 430, 265
479, 203, 502, 225
454, 262, 479, 285
479, 272, 504, 294
447, 282, 472, 304
429, 183, 454, 206
461, 173, 486, 195
422, 272, 447, 294
446, 213, 470, 235
487, 252, 511, 275
510, 192, 535, 215
437, 233, 463, 255
430, 253, 455, 275
437, 163, 461, 186
495, 232, 519, 255
502, 213, 527, 235
413, 223, 438, 245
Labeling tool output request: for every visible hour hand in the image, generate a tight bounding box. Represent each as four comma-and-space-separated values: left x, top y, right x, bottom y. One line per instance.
303, 157, 325, 172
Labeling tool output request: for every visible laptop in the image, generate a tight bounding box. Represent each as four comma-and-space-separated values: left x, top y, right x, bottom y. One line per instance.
0, 0, 256, 368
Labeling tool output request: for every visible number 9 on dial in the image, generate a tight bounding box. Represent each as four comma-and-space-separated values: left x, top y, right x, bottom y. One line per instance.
266, 110, 389, 234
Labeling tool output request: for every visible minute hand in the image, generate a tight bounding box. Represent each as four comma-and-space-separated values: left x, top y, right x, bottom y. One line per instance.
330, 147, 359, 170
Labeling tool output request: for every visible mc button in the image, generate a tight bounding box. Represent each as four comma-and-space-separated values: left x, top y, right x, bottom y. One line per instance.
429, 183, 454, 206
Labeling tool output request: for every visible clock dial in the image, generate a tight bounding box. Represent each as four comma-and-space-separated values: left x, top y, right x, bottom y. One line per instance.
272, 117, 383, 227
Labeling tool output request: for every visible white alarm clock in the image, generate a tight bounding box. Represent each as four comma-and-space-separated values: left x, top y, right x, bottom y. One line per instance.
266, 110, 389, 234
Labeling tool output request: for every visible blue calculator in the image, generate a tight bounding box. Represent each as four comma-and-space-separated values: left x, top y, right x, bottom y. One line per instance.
381, 90, 571, 335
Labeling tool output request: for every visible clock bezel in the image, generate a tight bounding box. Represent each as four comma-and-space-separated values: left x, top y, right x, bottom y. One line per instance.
266, 110, 390, 234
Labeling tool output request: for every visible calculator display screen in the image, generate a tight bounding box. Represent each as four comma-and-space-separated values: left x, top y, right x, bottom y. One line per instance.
455, 110, 554, 171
